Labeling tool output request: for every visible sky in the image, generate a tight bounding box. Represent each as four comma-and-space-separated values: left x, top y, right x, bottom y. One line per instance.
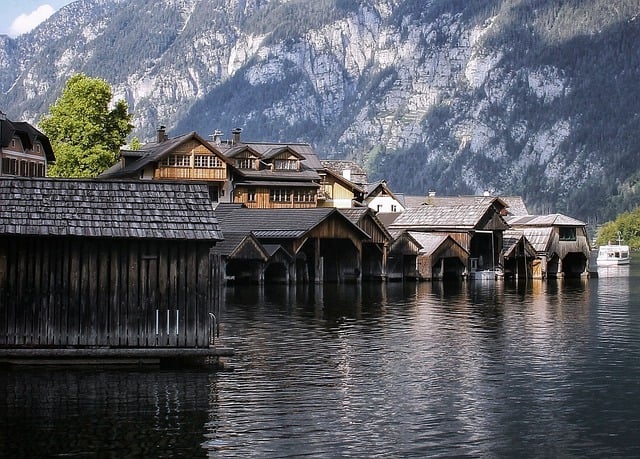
1, 1, 75, 37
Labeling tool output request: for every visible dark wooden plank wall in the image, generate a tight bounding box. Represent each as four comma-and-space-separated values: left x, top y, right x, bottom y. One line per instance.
0, 236, 221, 348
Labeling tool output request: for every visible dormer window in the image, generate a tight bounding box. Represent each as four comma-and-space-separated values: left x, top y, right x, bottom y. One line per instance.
236, 157, 255, 169
274, 159, 298, 171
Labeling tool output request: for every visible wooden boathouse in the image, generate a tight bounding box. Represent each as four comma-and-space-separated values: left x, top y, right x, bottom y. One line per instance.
506, 213, 591, 278
388, 198, 510, 279
215, 204, 374, 283
0, 178, 231, 365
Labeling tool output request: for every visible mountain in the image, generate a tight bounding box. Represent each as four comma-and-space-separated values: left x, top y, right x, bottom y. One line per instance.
2, 0, 640, 224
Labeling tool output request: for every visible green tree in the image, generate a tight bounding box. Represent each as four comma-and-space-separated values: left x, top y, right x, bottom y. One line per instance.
596, 207, 640, 250
129, 136, 143, 151
40, 74, 133, 177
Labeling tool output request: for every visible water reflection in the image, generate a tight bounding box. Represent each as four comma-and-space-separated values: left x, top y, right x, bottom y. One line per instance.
1, 369, 213, 458
2, 268, 640, 458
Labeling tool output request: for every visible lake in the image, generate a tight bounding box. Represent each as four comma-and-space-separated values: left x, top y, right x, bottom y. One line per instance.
2, 264, 640, 457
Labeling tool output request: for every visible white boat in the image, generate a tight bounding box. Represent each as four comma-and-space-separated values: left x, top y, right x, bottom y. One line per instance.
597, 233, 630, 266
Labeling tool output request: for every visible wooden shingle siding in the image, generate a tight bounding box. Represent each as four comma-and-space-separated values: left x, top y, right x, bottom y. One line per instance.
0, 236, 218, 348
0, 178, 222, 241
0, 178, 224, 350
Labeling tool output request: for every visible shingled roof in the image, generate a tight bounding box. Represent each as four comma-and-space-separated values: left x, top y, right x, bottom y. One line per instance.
506, 214, 586, 227
0, 178, 222, 240
390, 203, 502, 230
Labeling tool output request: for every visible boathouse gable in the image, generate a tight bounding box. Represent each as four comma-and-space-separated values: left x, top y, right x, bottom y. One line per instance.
0, 178, 224, 351
340, 207, 392, 279
387, 231, 421, 280
412, 232, 469, 280
216, 205, 371, 283
501, 230, 538, 279
389, 201, 508, 275
506, 214, 590, 278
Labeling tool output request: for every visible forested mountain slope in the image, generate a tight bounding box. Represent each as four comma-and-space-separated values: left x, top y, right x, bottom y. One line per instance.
1, 0, 639, 223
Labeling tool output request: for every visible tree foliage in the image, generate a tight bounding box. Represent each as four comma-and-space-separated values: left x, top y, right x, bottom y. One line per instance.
40, 74, 133, 178
596, 207, 640, 250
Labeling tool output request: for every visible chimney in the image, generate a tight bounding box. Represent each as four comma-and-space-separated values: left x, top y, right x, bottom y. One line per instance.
157, 125, 168, 143
231, 127, 242, 145
342, 169, 352, 181
211, 129, 223, 145
428, 190, 436, 197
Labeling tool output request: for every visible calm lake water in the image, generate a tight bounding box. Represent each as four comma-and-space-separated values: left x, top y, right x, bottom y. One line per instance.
2, 263, 640, 458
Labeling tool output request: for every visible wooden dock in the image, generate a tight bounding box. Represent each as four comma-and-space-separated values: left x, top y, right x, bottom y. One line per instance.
0, 346, 234, 367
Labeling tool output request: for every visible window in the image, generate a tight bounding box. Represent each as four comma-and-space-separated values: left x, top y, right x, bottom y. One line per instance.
391, 205, 397, 212
161, 155, 190, 167
20, 160, 28, 176
5, 158, 17, 175
208, 186, 219, 202
274, 159, 298, 170
247, 188, 256, 202
236, 158, 255, 169
559, 227, 577, 241
194, 155, 222, 168
270, 189, 291, 202
293, 189, 315, 202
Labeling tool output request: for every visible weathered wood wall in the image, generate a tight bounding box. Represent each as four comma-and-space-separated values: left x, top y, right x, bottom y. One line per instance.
0, 236, 221, 348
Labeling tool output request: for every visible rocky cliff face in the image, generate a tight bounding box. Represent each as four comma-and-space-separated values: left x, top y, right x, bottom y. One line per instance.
2, 0, 639, 223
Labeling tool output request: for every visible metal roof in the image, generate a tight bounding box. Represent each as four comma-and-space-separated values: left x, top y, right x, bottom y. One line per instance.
0, 178, 222, 241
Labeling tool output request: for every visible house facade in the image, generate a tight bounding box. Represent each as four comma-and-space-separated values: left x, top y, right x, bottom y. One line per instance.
317, 167, 365, 208
365, 180, 406, 213
220, 141, 321, 209
0, 112, 55, 178
100, 129, 233, 204
102, 127, 330, 209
